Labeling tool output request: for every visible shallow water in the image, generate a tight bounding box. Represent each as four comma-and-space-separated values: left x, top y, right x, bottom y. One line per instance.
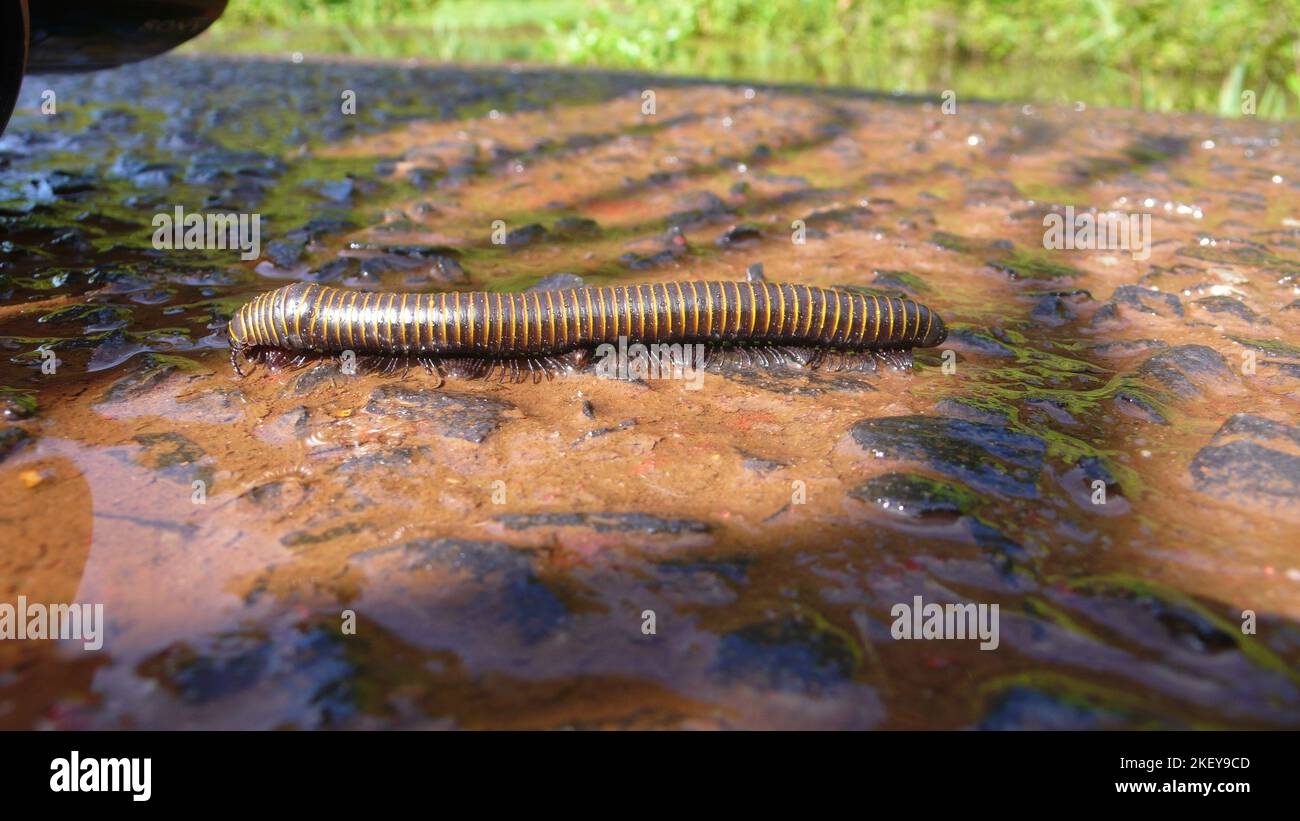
0, 55, 1297, 729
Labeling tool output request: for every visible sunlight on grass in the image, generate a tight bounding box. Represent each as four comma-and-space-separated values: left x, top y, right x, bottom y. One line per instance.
203, 0, 1300, 119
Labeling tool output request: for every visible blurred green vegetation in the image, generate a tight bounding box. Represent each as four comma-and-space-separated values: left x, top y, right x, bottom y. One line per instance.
205, 0, 1300, 118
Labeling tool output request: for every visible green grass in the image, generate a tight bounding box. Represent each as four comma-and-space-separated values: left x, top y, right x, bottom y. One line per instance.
205, 0, 1300, 118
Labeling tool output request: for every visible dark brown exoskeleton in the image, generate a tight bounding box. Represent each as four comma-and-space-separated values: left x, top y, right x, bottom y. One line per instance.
228, 280, 948, 382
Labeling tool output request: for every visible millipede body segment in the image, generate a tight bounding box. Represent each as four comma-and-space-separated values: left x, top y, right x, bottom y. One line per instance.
227, 281, 947, 377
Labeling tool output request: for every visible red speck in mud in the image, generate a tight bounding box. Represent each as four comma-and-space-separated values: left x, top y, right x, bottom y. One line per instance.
924, 656, 949, 669
632, 458, 656, 475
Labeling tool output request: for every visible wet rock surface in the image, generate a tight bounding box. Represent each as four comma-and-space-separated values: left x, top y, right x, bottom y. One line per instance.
851, 416, 1047, 499
0, 56, 1297, 729
1189, 414, 1300, 511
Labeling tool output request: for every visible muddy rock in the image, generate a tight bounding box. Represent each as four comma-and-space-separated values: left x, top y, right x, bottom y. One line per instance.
849, 472, 980, 518
363, 385, 515, 443
1136, 344, 1232, 398
1195, 296, 1261, 324
1190, 415, 1300, 507
0, 426, 32, 463
494, 512, 712, 535
851, 416, 1046, 499
715, 615, 860, 693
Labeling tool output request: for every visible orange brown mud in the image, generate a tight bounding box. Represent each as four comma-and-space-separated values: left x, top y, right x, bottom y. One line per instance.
0, 57, 1297, 728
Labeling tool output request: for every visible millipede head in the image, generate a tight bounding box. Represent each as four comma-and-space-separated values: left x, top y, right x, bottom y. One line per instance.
226, 306, 253, 377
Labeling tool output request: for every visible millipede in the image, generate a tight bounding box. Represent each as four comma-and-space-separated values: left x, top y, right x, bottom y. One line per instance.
227, 278, 947, 382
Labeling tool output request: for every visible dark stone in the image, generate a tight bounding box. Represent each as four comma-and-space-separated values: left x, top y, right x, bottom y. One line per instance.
334, 445, 432, 474
1108, 285, 1183, 318
87, 330, 150, 372
310, 257, 361, 283
315, 178, 355, 202
352, 537, 530, 579
288, 216, 357, 242
527, 272, 587, 292
363, 385, 515, 443
137, 638, 271, 705
1190, 441, 1300, 503
657, 555, 752, 583
849, 472, 979, 517
291, 364, 340, 396
1078, 456, 1119, 488
406, 254, 466, 285
1227, 336, 1300, 360
345, 242, 462, 260
504, 223, 548, 247
0, 426, 32, 463
1031, 294, 1078, 325
97, 356, 179, 404
619, 249, 680, 269
851, 415, 1046, 499
133, 431, 205, 468
987, 253, 1083, 281
1213, 414, 1300, 448
871, 269, 929, 295
943, 328, 1016, 358
715, 615, 858, 692
242, 480, 290, 508
552, 216, 600, 236
0, 390, 36, 420
493, 512, 712, 535
716, 223, 763, 247
1189, 415, 1300, 506
968, 519, 1030, 566
740, 451, 788, 474
1089, 339, 1168, 357
934, 398, 1011, 426
666, 191, 733, 227
803, 204, 872, 230
281, 521, 369, 547
1137, 344, 1232, 398
978, 685, 1131, 730
1114, 391, 1169, 425
1195, 296, 1259, 323
264, 238, 305, 269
